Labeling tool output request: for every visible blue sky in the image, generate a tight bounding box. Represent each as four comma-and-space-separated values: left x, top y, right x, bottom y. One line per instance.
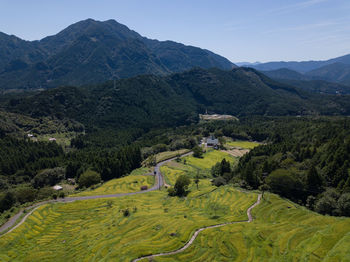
1, 0, 349, 62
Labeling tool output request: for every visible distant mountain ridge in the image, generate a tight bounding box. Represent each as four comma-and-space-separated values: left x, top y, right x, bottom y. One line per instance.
306, 62, 350, 85
248, 54, 350, 73
245, 54, 350, 93
261, 67, 350, 94
0, 19, 235, 90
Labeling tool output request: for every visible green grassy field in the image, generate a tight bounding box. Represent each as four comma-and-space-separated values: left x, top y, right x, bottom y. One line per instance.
0, 186, 257, 262
36, 132, 82, 147
226, 140, 261, 149
72, 168, 153, 196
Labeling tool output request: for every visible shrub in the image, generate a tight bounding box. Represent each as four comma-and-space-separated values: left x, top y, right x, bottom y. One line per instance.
167, 187, 176, 196
32, 167, 65, 188
123, 208, 130, 217
58, 191, 65, 198
338, 193, 350, 216
107, 200, 113, 208
314, 188, 340, 215
15, 186, 37, 204
212, 176, 226, 187
78, 170, 101, 188
0, 191, 16, 212
37, 187, 55, 199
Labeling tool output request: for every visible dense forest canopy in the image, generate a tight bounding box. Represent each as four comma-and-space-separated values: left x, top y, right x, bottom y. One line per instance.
201, 117, 350, 217
3, 67, 350, 133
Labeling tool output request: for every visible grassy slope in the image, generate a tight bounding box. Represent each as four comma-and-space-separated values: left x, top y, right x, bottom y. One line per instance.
155, 149, 190, 163
1, 150, 349, 261
161, 150, 236, 185
0, 187, 257, 262
72, 168, 153, 197
155, 193, 350, 262
226, 140, 261, 149
184, 150, 236, 170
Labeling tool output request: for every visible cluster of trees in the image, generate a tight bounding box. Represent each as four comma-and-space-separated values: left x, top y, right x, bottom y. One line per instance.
168, 175, 191, 197
211, 159, 232, 187
78, 170, 101, 188
66, 145, 141, 182
0, 136, 63, 177
0, 130, 142, 213
229, 117, 350, 216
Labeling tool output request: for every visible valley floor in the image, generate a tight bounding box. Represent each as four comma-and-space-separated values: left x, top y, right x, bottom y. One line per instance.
0, 149, 349, 261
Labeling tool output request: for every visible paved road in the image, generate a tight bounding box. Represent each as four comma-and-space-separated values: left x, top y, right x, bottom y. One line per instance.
133, 194, 262, 262
0, 152, 193, 236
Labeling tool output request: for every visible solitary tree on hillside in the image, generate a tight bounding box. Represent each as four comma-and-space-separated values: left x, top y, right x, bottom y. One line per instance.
259, 183, 270, 199
306, 166, 322, 194
78, 170, 101, 188
192, 146, 203, 158
195, 170, 200, 190
168, 175, 191, 197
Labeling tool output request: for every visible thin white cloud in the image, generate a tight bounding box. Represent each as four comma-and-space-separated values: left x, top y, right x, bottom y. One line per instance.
223, 0, 331, 32
266, 0, 329, 15
263, 21, 339, 34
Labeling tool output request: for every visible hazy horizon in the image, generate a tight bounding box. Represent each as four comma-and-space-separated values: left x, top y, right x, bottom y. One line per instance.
1, 0, 349, 63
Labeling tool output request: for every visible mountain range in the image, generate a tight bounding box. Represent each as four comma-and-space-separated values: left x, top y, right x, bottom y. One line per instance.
0, 19, 234, 90
247, 54, 350, 73
1, 18, 350, 126
241, 54, 350, 94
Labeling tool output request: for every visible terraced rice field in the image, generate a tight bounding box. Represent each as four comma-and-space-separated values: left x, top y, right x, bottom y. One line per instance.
2, 150, 349, 262
161, 150, 235, 185
183, 150, 236, 170
72, 168, 153, 196
226, 140, 261, 149
154, 149, 190, 163
153, 193, 350, 262
0, 186, 257, 262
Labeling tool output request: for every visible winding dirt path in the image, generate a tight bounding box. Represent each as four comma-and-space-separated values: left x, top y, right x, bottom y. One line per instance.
132, 194, 262, 262
0, 152, 193, 236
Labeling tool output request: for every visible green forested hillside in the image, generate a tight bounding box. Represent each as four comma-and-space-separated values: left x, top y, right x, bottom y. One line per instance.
4, 67, 350, 133
206, 117, 350, 217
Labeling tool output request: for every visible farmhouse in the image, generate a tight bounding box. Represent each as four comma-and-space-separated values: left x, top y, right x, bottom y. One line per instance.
53, 185, 63, 191
206, 136, 219, 147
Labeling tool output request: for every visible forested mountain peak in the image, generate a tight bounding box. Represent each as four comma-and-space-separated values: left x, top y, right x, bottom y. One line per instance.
0, 19, 234, 90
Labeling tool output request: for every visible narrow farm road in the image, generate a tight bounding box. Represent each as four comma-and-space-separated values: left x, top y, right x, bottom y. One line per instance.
132, 194, 262, 262
0, 152, 193, 236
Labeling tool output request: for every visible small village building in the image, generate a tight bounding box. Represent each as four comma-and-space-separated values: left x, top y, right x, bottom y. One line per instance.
53, 185, 63, 191
49, 137, 57, 141
140, 185, 148, 191
206, 136, 219, 148
67, 178, 76, 185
